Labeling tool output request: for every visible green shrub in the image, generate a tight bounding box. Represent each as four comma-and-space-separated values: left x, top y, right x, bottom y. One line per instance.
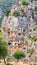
33, 28, 36, 31
32, 37, 37, 41
29, 49, 34, 55
35, 6, 37, 11
22, 0, 29, 6
13, 50, 25, 61
6, 62, 12, 65
28, 35, 37, 41
13, 11, 20, 17
5, 9, 10, 16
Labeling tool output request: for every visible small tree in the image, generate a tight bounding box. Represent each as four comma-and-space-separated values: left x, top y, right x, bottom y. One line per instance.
13, 50, 25, 62
0, 37, 8, 64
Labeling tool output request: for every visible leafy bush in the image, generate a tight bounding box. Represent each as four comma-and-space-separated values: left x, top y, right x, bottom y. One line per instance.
29, 49, 34, 55
32, 37, 37, 41
28, 35, 37, 41
22, 0, 29, 6
13, 11, 20, 17
33, 28, 36, 31
6, 62, 12, 65
13, 50, 25, 61
35, 6, 37, 11
5, 9, 10, 16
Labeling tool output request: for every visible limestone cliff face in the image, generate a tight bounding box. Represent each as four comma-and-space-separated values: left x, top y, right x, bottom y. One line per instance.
2, 0, 37, 40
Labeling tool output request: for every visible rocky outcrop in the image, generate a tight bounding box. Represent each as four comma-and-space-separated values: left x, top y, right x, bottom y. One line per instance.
2, 0, 37, 63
